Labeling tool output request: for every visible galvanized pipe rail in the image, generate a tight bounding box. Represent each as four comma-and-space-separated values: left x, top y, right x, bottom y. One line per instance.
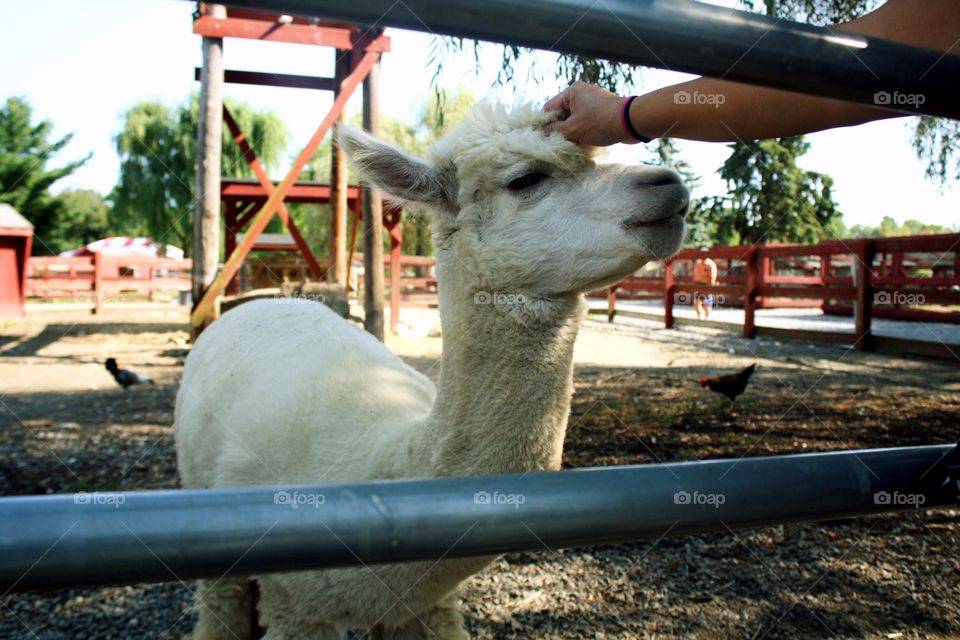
1, 444, 955, 592
218, 0, 960, 120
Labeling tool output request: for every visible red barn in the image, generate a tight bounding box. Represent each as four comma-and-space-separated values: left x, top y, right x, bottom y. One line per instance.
0, 204, 34, 317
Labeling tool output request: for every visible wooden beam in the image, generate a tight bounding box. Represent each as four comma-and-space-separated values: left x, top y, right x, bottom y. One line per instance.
362, 51, 385, 340
192, 3, 226, 336
191, 49, 380, 328
221, 181, 362, 204
222, 105, 323, 281
193, 15, 390, 51
194, 68, 335, 91
328, 52, 350, 287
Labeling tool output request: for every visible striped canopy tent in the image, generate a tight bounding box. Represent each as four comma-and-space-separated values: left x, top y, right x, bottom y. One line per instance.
59, 237, 185, 260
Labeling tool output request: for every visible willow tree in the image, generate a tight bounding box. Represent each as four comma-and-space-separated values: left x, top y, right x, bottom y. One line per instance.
111, 95, 288, 254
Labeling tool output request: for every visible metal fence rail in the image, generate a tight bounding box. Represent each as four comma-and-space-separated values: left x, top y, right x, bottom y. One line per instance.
220, 0, 960, 119
1, 444, 955, 592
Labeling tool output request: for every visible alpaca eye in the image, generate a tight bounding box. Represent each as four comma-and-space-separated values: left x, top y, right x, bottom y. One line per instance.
507, 172, 548, 191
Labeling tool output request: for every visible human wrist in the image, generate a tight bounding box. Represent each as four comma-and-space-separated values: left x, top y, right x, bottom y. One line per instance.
620, 95, 654, 144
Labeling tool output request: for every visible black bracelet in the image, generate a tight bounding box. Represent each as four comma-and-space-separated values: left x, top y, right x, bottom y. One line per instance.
620, 95, 653, 143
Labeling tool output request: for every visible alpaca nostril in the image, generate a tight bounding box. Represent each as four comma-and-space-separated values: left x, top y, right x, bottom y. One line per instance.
649, 176, 678, 187
634, 170, 682, 189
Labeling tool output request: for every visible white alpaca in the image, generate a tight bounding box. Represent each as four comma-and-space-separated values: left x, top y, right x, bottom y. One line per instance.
175, 103, 688, 639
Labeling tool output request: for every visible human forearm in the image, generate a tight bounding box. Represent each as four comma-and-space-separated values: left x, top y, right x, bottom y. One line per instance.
629, 77, 896, 143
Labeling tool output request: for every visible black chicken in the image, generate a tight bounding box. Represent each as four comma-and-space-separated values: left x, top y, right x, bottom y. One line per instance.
105, 358, 154, 389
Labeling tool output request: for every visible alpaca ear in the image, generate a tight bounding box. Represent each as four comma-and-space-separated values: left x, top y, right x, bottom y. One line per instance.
337, 125, 457, 213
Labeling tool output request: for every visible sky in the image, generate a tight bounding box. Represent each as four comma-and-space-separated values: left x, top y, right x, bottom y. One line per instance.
1, 0, 957, 230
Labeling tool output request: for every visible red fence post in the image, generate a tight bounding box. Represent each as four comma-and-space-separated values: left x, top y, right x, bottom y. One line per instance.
743, 248, 758, 339
93, 253, 103, 315
607, 285, 617, 322
664, 260, 675, 329
854, 239, 874, 350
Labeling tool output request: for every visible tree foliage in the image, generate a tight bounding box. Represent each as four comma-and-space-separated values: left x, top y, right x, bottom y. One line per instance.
111, 95, 289, 254
0, 97, 89, 254
706, 137, 844, 245
847, 215, 954, 238
55, 189, 111, 252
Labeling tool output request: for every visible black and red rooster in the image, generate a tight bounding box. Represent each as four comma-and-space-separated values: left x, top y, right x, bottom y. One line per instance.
700, 363, 757, 401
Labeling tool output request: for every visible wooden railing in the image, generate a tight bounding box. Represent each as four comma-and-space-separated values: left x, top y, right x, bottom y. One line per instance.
353, 253, 438, 308
26, 255, 192, 314
599, 234, 960, 352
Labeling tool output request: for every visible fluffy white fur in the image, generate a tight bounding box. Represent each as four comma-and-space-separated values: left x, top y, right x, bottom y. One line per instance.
175, 103, 688, 639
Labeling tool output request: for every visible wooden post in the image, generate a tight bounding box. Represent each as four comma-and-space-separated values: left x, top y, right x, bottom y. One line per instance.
854, 239, 874, 351
192, 3, 226, 337
743, 248, 758, 339
757, 254, 771, 308
388, 211, 402, 332
664, 260, 675, 329
329, 53, 350, 287
362, 52, 385, 341
93, 252, 103, 316
819, 253, 830, 313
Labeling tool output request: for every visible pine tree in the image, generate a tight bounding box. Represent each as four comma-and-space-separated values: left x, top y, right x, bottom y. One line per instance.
0, 97, 89, 254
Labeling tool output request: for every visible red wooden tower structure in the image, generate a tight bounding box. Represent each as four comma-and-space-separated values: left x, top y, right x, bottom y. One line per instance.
190, 3, 403, 339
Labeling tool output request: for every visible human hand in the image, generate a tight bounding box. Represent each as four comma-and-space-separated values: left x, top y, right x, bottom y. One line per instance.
542, 81, 635, 146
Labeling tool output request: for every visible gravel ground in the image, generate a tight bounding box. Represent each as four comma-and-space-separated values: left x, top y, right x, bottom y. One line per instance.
0, 310, 957, 639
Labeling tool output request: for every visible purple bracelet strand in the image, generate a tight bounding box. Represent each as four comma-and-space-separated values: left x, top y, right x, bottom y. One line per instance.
620, 96, 653, 143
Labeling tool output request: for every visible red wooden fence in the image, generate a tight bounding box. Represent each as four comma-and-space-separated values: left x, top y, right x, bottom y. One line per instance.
26, 255, 192, 314
604, 234, 960, 352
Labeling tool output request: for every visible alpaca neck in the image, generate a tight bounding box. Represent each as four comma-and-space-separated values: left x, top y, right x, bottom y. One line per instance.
424, 289, 584, 477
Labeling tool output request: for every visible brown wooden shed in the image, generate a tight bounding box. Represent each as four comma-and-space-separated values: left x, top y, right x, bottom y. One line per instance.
0, 204, 34, 316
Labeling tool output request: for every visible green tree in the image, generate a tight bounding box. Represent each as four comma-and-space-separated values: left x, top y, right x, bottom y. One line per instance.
111, 95, 288, 255
847, 215, 954, 238
708, 137, 843, 245
53, 189, 111, 253
0, 97, 89, 254
656, 138, 716, 248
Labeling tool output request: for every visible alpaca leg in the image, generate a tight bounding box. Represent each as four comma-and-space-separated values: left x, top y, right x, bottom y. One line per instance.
380, 597, 469, 640
192, 577, 255, 640
259, 619, 340, 640
257, 579, 339, 640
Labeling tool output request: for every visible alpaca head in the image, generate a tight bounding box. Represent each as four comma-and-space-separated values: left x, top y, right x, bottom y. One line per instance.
339, 103, 687, 322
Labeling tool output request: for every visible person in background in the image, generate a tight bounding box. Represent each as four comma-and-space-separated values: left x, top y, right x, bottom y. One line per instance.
692, 250, 718, 320
542, 0, 959, 146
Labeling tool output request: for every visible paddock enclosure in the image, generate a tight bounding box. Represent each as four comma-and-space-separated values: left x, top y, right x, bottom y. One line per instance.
2, 0, 959, 638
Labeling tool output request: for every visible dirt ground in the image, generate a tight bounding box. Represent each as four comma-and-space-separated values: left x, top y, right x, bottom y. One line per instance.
0, 307, 957, 639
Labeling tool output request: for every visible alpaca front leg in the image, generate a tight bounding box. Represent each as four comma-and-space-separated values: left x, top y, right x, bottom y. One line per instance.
192, 577, 255, 640
378, 598, 470, 640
